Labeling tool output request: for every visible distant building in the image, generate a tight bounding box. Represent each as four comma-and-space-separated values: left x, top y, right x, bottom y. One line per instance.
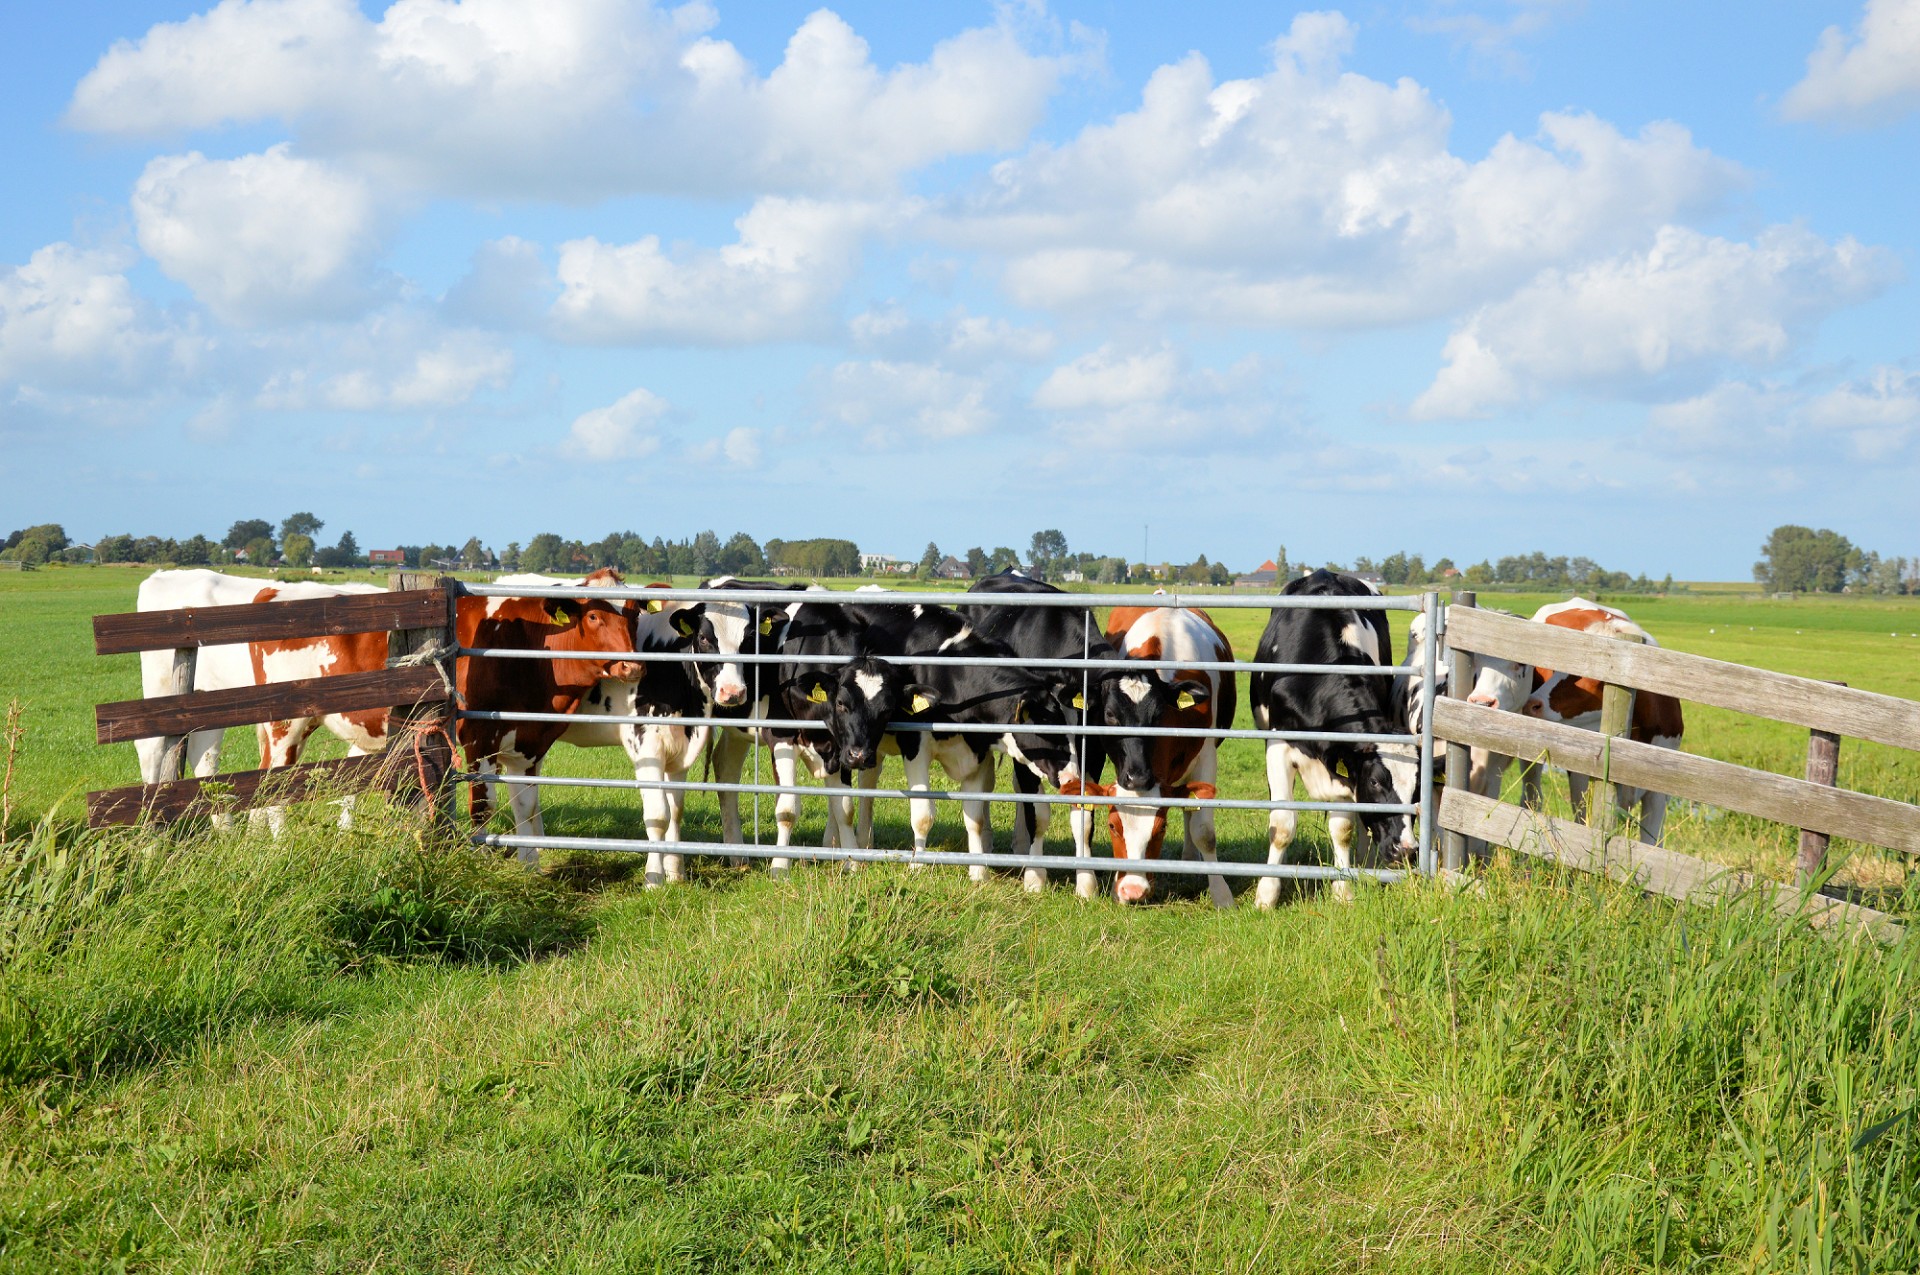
368, 548, 405, 566
1058, 568, 1085, 583
931, 555, 970, 580
1234, 559, 1281, 590
860, 552, 913, 575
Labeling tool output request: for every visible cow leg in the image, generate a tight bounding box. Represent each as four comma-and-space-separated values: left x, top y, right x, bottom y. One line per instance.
1183, 751, 1232, 911
1329, 814, 1371, 905
769, 737, 801, 879
903, 748, 936, 865
1257, 741, 1300, 911
1520, 759, 1545, 810
249, 717, 317, 836
1566, 770, 1591, 823
855, 767, 878, 849
954, 757, 993, 883
1070, 804, 1097, 901
494, 755, 544, 867
628, 728, 670, 887
712, 728, 751, 865
820, 770, 857, 863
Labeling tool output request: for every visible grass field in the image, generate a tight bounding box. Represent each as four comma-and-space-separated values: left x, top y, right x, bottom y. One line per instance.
3, 565, 1919, 1271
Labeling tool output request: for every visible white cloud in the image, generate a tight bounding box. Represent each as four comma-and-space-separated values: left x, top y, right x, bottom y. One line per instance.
133, 145, 390, 324
1032, 344, 1180, 411
687, 424, 763, 467
550, 197, 876, 345
1650, 367, 1920, 464
847, 304, 1055, 367
1781, 0, 1920, 124
562, 386, 670, 460
70, 0, 1075, 200
929, 12, 1741, 327
1412, 225, 1899, 418
443, 236, 550, 327
251, 310, 512, 411
1408, 0, 1585, 74
0, 241, 203, 395
821, 359, 995, 441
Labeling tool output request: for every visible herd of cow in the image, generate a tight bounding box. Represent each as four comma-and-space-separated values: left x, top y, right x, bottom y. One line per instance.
133, 567, 1684, 907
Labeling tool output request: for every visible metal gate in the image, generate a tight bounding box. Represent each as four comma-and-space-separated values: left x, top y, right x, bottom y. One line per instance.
453, 582, 1441, 890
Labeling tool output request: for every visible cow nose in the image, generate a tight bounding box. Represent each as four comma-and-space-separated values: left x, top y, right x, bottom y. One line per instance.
713, 684, 747, 707
1467, 692, 1498, 707
608, 661, 644, 682
1115, 874, 1151, 905
1521, 700, 1544, 717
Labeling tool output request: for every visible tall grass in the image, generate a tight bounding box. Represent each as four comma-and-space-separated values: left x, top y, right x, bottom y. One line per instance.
0, 800, 583, 1084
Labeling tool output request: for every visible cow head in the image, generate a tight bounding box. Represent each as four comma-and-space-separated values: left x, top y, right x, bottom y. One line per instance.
543, 596, 645, 687
996, 678, 1079, 788
1099, 672, 1210, 792
1065, 778, 1217, 905
790, 656, 938, 774
1335, 742, 1420, 862
673, 578, 795, 710
1467, 655, 1533, 712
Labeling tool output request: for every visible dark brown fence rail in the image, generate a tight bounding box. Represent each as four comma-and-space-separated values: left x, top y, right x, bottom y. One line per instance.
87, 572, 455, 828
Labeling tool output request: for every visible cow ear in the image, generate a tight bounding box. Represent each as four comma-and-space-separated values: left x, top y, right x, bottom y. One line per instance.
672, 607, 699, 638
1172, 678, 1210, 711
546, 601, 573, 626
795, 672, 833, 705
905, 684, 940, 715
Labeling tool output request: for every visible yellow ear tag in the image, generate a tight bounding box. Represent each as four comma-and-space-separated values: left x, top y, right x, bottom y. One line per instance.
551, 606, 571, 625
808, 685, 829, 704
911, 693, 933, 715
1176, 691, 1196, 710
646, 599, 663, 613
759, 616, 775, 636
1071, 693, 1085, 709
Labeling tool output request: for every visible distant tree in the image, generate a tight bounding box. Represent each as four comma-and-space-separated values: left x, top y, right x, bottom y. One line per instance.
280, 512, 323, 543
1464, 560, 1493, 586
1379, 551, 1409, 584
690, 530, 722, 577
224, 518, 274, 550
243, 535, 276, 565
1353, 555, 1377, 575
1755, 525, 1862, 593
282, 533, 315, 567
989, 546, 1021, 573
520, 533, 565, 574
1208, 561, 1231, 586
666, 539, 694, 576
1274, 545, 1291, 580
719, 532, 764, 576
1029, 529, 1068, 577
918, 542, 943, 577
95, 534, 135, 564
174, 534, 215, 566
1405, 554, 1427, 585
965, 546, 989, 578
501, 541, 522, 571
1432, 556, 1455, 577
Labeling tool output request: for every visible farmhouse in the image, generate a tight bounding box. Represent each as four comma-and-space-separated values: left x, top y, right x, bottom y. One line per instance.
859, 552, 913, 575
1234, 559, 1281, 589
929, 555, 970, 580
368, 549, 405, 566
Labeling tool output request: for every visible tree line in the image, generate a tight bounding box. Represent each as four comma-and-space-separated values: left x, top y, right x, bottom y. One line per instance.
1754, 525, 1919, 595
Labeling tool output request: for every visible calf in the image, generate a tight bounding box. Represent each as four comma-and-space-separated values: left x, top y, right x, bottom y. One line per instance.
454, 582, 644, 858
1066, 601, 1234, 908
1517, 598, 1685, 843
961, 569, 1111, 891
1249, 570, 1419, 906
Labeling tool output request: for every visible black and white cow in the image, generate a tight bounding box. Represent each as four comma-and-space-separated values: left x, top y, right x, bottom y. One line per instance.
789, 600, 1081, 878
1249, 569, 1421, 906
960, 569, 1111, 892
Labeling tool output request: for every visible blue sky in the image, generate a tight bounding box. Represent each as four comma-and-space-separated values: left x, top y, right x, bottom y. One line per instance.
3, 0, 1917, 577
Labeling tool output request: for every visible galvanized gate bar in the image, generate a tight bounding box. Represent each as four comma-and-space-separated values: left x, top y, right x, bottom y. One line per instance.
474, 833, 1410, 882
456, 647, 1410, 676
456, 707, 1416, 745
461, 583, 1426, 611
458, 771, 1419, 813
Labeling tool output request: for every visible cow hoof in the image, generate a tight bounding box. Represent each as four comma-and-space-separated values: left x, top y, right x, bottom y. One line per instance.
1022, 872, 1046, 894
1252, 881, 1281, 911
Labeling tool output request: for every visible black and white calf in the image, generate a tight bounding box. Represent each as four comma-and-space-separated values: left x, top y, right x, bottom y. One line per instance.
960, 569, 1111, 891
1249, 569, 1421, 906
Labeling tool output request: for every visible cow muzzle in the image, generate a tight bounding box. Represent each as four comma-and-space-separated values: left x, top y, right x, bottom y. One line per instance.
607, 660, 644, 682
1115, 873, 1152, 905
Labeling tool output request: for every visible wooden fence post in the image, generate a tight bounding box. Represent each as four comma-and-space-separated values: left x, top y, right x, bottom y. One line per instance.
1586, 632, 1644, 841
1442, 589, 1476, 871
152, 647, 198, 784
1797, 682, 1845, 888
386, 571, 457, 829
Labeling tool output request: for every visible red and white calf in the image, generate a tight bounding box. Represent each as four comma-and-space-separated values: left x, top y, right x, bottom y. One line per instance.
1067, 603, 1235, 908
1517, 599, 1685, 843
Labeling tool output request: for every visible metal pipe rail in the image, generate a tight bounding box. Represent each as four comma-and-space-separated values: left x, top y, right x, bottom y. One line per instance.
455, 707, 1417, 746
460, 772, 1419, 814
455, 647, 1409, 676
456, 582, 1427, 612
474, 833, 1410, 883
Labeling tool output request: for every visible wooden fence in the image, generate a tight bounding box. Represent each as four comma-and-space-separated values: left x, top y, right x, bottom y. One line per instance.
85, 572, 456, 828
1434, 601, 1915, 941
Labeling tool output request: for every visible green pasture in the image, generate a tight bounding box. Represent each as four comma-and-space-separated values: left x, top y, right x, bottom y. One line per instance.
3, 566, 1919, 1270
4, 565, 1917, 887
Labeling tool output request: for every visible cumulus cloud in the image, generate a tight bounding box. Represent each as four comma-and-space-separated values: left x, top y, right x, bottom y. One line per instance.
0, 241, 203, 396
928, 11, 1741, 327
1781, 0, 1920, 124
1412, 225, 1900, 418
1030, 342, 1269, 450
69, 0, 1075, 200
133, 145, 391, 324
253, 311, 512, 411
847, 304, 1055, 367
1650, 367, 1920, 463
820, 359, 995, 441
562, 386, 670, 459
686, 424, 763, 467
550, 197, 879, 345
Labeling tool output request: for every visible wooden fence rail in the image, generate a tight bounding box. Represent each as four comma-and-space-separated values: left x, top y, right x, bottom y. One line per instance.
86, 574, 455, 829
1437, 597, 1916, 940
